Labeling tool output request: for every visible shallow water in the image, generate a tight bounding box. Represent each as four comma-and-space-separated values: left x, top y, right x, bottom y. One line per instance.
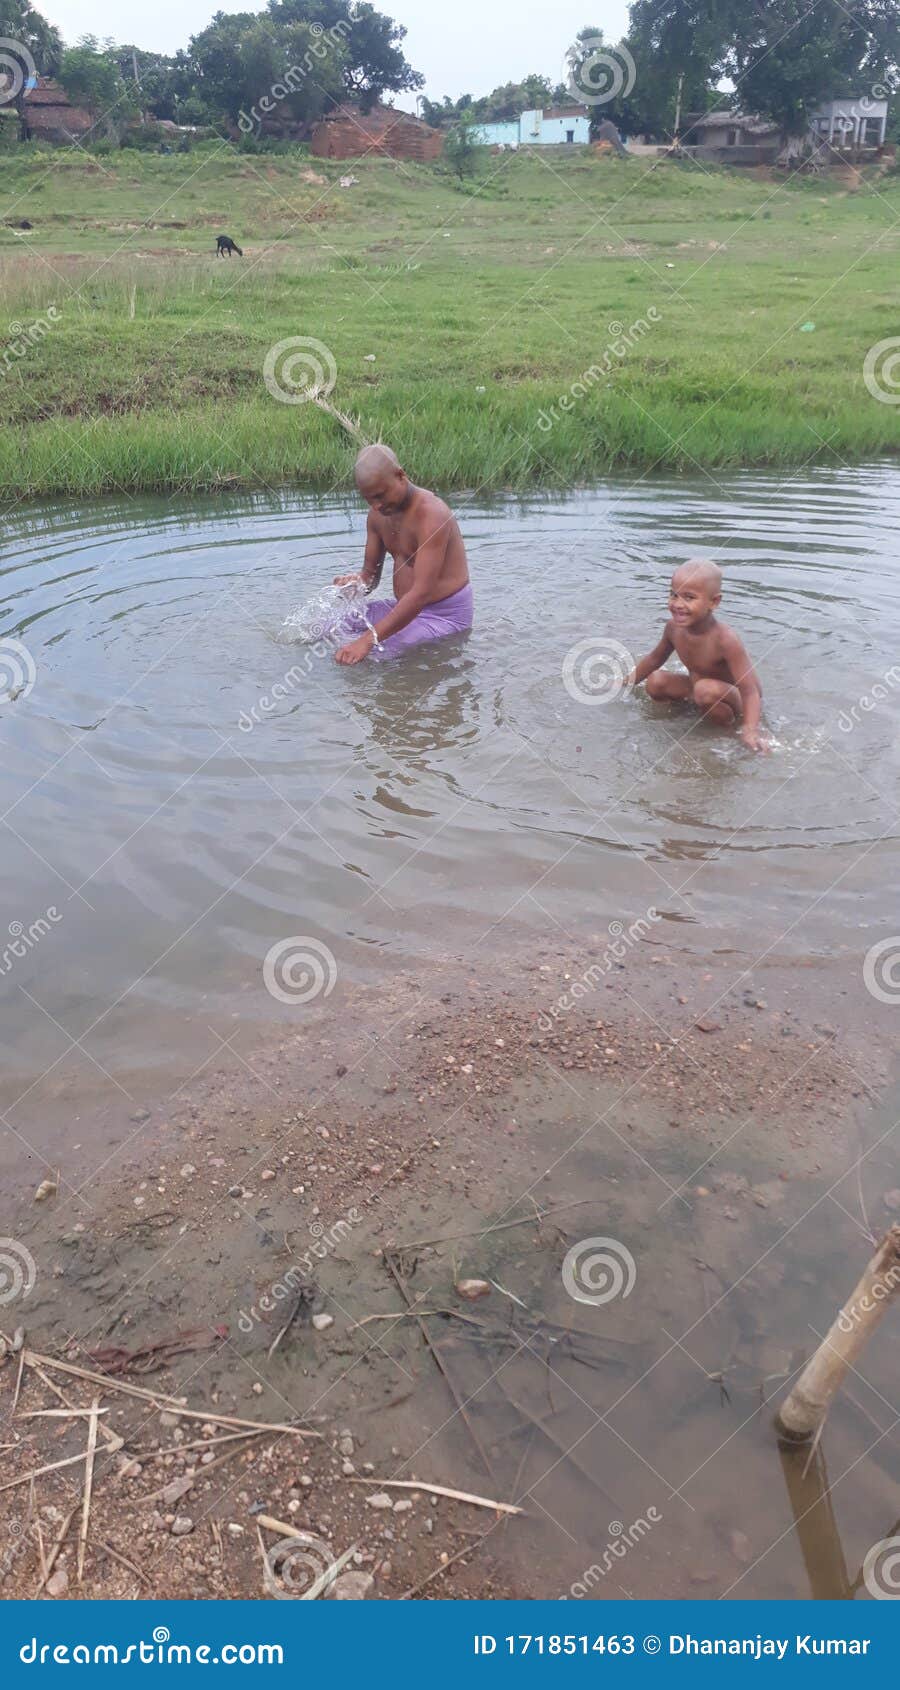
1, 465, 899, 1096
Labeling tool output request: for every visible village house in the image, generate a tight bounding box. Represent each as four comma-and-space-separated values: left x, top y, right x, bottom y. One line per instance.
472, 105, 591, 148
0, 75, 94, 143
310, 102, 443, 162
682, 97, 890, 165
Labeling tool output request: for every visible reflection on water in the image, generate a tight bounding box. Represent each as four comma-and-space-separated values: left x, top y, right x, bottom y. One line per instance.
1, 467, 899, 1084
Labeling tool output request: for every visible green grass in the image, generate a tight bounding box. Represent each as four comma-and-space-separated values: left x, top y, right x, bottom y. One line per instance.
0, 140, 898, 500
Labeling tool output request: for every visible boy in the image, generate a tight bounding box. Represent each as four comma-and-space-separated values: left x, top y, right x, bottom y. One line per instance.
628, 560, 766, 751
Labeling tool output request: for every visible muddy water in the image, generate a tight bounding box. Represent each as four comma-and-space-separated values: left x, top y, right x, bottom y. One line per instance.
1, 466, 898, 1111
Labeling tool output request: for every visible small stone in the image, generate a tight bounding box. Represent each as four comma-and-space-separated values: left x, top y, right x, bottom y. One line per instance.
228, 1185, 243, 1198
130, 1108, 150, 1123
252, 1383, 263, 1395
47, 1566, 69, 1596
338, 1433, 354, 1457
366, 1492, 393, 1510
329, 1571, 374, 1599
393, 1499, 412, 1514
260, 1169, 276, 1181
287, 1499, 300, 1513
342, 1459, 355, 1476
180, 1164, 196, 1178
455, 1278, 490, 1300
299, 1475, 313, 1489
312, 1313, 334, 1332
34, 1177, 58, 1202
729, 1528, 752, 1565
159, 1410, 180, 1428
171, 1515, 193, 1536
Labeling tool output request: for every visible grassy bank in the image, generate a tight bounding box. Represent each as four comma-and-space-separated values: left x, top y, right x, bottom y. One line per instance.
0, 142, 898, 500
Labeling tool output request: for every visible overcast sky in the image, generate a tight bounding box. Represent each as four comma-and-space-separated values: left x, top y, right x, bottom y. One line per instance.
40, 0, 632, 102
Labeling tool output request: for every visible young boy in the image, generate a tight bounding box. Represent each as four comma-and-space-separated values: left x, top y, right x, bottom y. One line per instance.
628, 560, 766, 751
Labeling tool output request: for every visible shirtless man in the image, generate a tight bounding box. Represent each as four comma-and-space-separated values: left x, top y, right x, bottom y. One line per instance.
628, 560, 766, 751
333, 445, 472, 665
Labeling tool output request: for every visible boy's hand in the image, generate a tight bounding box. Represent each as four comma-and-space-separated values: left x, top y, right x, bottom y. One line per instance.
333, 572, 362, 587
740, 725, 768, 753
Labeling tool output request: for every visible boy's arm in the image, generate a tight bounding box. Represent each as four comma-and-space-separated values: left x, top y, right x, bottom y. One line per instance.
721, 628, 764, 749
335, 530, 447, 664
334, 513, 386, 589
628, 628, 674, 686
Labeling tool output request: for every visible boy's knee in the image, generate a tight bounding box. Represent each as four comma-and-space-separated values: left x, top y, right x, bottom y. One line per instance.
692, 678, 723, 708
645, 669, 667, 699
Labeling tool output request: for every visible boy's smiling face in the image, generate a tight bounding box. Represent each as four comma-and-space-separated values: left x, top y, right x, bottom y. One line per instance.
669, 561, 722, 629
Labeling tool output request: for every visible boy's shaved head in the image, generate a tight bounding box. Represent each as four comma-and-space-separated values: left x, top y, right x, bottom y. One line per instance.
672, 558, 722, 595
355, 443, 401, 489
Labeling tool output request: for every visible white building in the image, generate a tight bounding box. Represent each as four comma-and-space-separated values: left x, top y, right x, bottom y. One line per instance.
473, 106, 591, 148
809, 96, 889, 148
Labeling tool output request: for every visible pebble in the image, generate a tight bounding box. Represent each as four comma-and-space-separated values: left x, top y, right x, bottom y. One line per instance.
329, 1571, 374, 1600
338, 1433, 354, 1457
227, 1185, 243, 1198
252, 1382, 263, 1396
260, 1170, 276, 1181
180, 1164, 196, 1178
312, 1313, 334, 1332
393, 1499, 412, 1514
171, 1516, 194, 1536
366, 1492, 393, 1510
341, 1460, 355, 1476
47, 1567, 69, 1597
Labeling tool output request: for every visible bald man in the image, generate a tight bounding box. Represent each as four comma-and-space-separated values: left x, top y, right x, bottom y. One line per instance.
628, 560, 765, 751
332, 445, 472, 664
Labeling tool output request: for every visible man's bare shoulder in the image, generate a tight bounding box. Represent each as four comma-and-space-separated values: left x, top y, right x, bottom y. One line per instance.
413, 487, 456, 531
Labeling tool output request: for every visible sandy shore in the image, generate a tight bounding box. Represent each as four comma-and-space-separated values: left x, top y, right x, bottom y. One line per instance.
2, 941, 897, 1600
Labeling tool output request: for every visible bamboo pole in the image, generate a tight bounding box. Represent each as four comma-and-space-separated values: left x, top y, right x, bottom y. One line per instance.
777, 1225, 900, 1441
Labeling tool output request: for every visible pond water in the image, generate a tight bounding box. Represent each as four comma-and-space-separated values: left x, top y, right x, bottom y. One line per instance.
1, 464, 899, 1100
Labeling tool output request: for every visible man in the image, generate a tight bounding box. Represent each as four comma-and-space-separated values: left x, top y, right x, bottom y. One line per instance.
333, 445, 473, 665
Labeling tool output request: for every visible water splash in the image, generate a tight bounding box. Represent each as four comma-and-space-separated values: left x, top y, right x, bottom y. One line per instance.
279, 581, 371, 645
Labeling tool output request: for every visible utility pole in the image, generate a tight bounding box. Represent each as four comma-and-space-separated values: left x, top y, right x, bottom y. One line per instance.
673, 72, 684, 143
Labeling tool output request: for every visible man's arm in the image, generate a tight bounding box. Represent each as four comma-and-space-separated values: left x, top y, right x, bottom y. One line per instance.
333, 513, 386, 589
721, 628, 765, 749
335, 524, 448, 664
628, 628, 674, 686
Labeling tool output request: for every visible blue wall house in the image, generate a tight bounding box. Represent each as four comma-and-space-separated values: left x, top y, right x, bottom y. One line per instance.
473, 106, 591, 147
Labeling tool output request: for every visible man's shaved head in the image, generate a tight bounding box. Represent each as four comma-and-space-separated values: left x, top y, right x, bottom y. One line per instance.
355, 443, 401, 489
672, 558, 722, 595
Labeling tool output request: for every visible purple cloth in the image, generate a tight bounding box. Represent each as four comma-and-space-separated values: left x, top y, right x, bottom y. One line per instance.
364, 582, 474, 658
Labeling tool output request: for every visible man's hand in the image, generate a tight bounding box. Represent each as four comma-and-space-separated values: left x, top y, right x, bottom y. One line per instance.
335, 630, 376, 666
333, 572, 363, 587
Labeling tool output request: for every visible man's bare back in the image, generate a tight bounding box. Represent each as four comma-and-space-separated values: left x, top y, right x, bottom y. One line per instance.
333, 445, 471, 665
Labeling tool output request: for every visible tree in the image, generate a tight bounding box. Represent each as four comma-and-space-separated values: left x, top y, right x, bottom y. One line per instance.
0, 0, 62, 139
728, 0, 900, 140
57, 37, 140, 140
266, 0, 422, 111
443, 111, 480, 177
111, 45, 191, 123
